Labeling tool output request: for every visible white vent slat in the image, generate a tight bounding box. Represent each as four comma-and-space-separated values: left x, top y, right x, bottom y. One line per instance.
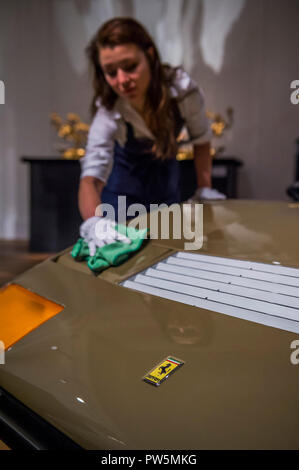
176, 252, 299, 277
166, 257, 299, 288
134, 274, 299, 322
145, 268, 299, 309
122, 280, 299, 334
155, 262, 299, 297
121, 253, 299, 333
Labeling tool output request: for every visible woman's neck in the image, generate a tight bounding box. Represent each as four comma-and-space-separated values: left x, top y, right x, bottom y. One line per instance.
132, 104, 144, 116
130, 96, 146, 115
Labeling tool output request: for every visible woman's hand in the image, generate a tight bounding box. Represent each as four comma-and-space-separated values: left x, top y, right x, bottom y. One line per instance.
78, 176, 105, 220
187, 187, 226, 202
80, 216, 131, 256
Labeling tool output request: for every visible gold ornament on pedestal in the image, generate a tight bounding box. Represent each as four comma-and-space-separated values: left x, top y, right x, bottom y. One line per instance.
50, 112, 90, 159
50, 107, 234, 161
176, 107, 234, 161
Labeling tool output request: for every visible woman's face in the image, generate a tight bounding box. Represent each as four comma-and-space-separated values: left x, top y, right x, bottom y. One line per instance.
99, 43, 152, 111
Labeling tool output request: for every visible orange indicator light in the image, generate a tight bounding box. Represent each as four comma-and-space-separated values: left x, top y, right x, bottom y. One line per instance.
0, 284, 64, 350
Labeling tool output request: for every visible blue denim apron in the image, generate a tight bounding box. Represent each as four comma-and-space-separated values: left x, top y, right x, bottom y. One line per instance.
102, 104, 184, 221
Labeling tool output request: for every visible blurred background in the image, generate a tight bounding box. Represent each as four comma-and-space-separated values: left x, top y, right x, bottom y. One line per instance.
0, 0, 298, 241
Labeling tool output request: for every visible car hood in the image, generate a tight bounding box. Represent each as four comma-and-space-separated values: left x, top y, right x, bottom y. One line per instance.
1, 200, 299, 449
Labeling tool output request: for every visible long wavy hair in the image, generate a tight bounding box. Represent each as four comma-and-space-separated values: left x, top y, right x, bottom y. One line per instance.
86, 17, 178, 160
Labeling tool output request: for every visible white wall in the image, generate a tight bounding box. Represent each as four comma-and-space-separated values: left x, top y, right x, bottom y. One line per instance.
0, 0, 298, 239
0, 0, 52, 239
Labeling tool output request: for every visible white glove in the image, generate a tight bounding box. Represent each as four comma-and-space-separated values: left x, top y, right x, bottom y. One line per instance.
80, 216, 131, 256
187, 187, 227, 202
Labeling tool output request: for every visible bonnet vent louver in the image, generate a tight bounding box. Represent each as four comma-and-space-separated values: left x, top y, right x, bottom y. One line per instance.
122, 252, 299, 334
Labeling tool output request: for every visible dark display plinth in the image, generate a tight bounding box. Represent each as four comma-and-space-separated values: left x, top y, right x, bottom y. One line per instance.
22, 158, 82, 252
22, 157, 242, 252
179, 157, 243, 201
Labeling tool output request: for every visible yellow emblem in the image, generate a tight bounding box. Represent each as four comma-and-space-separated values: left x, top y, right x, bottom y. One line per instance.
143, 356, 185, 387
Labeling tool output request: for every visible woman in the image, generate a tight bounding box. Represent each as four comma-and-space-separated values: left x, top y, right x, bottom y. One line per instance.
79, 17, 224, 246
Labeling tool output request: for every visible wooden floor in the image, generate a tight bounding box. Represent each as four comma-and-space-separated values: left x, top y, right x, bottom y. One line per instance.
0, 240, 50, 287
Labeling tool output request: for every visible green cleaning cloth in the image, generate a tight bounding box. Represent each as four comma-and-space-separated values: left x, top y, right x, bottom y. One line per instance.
71, 237, 90, 261
71, 223, 148, 273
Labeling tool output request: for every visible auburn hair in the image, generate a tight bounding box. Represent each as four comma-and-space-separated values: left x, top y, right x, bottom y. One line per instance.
86, 17, 178, 160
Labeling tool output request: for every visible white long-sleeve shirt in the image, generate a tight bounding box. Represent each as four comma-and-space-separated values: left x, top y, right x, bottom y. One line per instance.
80, 66, 211, 183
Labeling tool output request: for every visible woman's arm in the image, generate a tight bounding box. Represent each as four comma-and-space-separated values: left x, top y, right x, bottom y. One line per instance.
193, 142, 212, 189
78, 176, 105, 220
79, 104, 118, 220
171, 70, 212, 188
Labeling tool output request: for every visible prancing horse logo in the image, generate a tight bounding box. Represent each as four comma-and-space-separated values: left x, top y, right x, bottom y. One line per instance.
143, 356, 185, 386
159, 363, 172, 375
